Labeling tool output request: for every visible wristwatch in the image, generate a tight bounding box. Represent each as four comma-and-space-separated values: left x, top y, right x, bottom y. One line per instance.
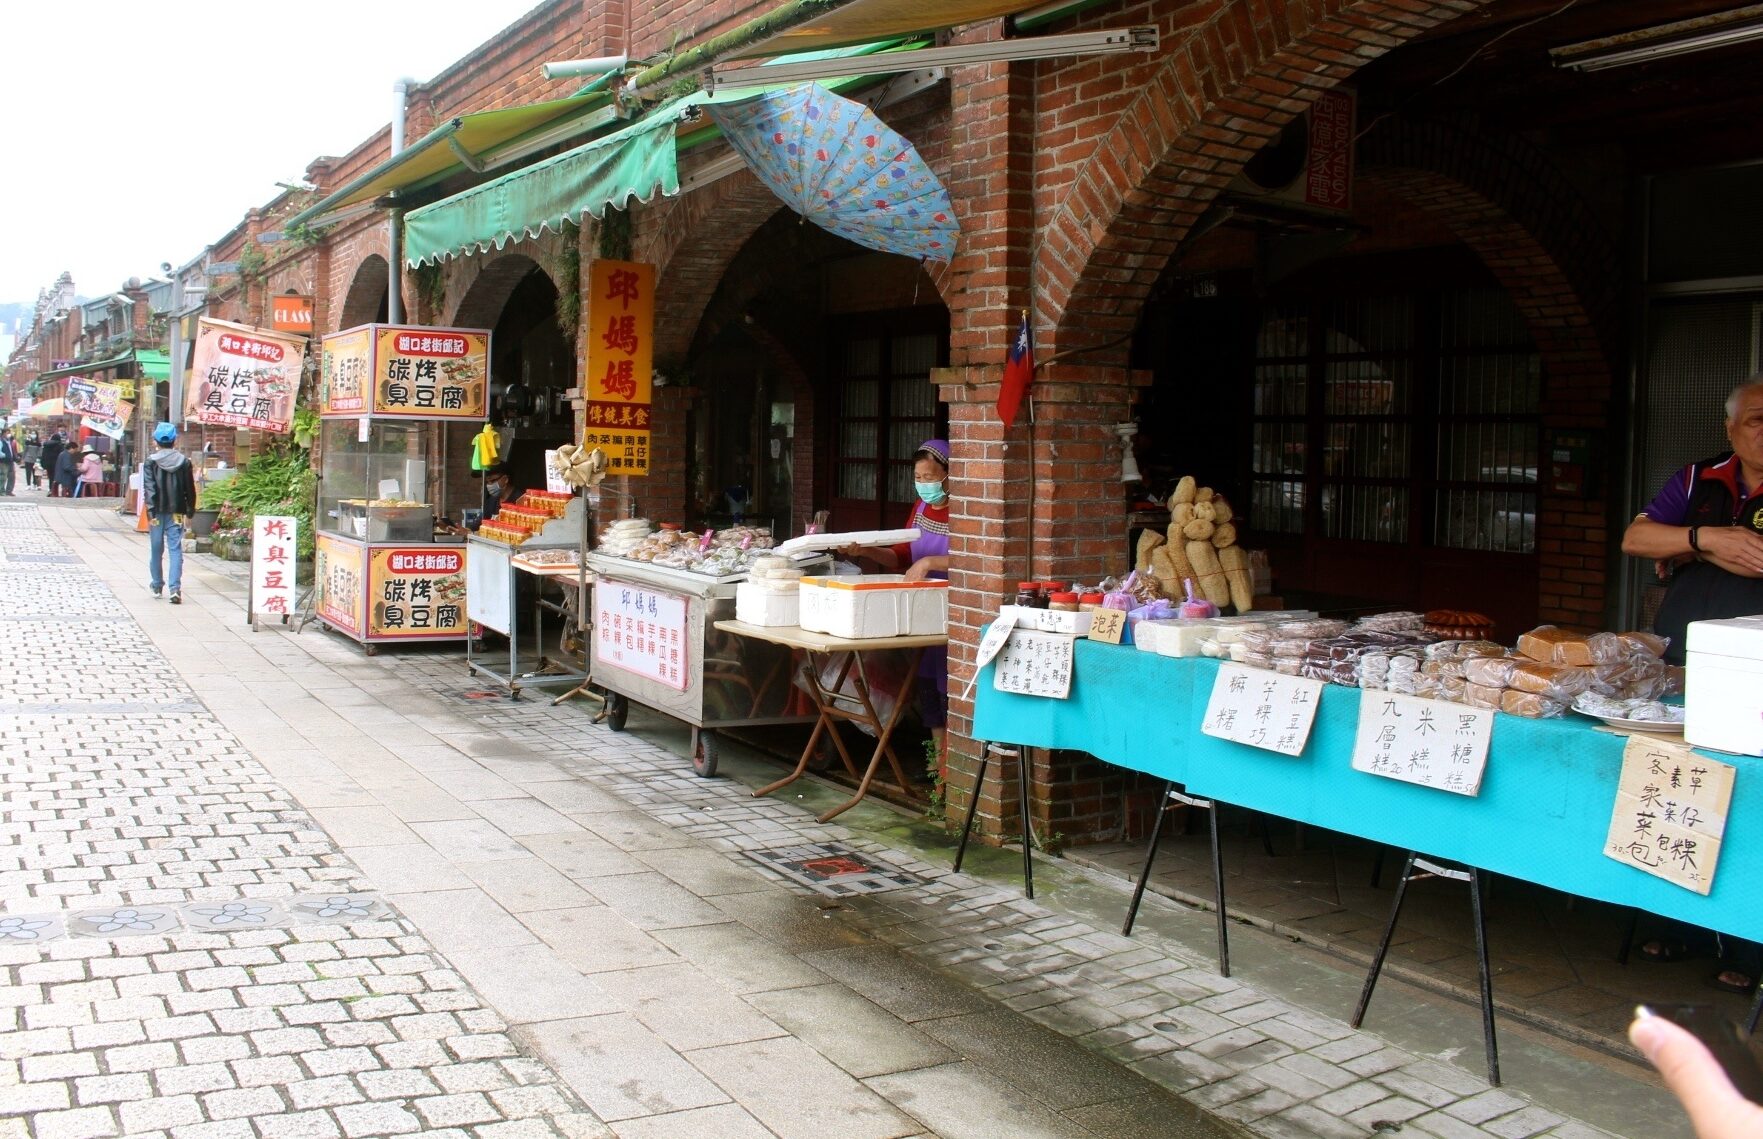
1689, 526, 1702, 554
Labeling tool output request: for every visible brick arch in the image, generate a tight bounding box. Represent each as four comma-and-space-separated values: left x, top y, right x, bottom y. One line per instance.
1043, 0, 1494, 358
338, 255, 389, 331
451, 253, 553, 329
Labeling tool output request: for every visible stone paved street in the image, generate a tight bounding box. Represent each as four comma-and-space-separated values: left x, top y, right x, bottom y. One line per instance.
1, 501, 1690, 1138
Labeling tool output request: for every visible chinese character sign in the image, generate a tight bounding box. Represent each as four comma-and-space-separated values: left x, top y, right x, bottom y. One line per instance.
83, 399, 133, 441
1202, 664, 1324, 757
993, 629, 1075, 699
1305, 88, 1355, 211
314, 534, 365, 637
186, 317, 305, 433
582, 260, 654, 477
595, 583, 688, 691
251, 515, 298, 622
321, 327, 373, 415
368, 547, 468, 638
370, 327, 488, 419
1351, 691, 1493, 796
1605, 736, 1735, 896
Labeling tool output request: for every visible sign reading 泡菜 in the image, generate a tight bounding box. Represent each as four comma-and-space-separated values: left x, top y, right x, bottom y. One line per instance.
582, 260, 654, 477
185, 317, 306, 434
1202, 663, 1324, 756
1087, 608, 1127, 645
1351, 691, 1493, 796
1604, 735, 1735, 896
250, 515, 298, 622
319, 324, 489, 419
596, 583, 688, 691
993, 629, 1075, 699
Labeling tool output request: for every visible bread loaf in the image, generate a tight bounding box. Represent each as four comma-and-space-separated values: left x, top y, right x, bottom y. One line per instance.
1618, 631, 1668, 658
1507, 661, 1592, 699
1464, 682, 1504, 709
1501, 690, 1566, 718
1517, 625, 1623, 667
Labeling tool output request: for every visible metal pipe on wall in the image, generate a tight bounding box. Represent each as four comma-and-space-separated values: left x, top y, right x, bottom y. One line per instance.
388, 77, 415, 324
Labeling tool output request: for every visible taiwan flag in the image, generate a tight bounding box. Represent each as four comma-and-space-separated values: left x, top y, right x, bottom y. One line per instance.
997, 311, 1034, 430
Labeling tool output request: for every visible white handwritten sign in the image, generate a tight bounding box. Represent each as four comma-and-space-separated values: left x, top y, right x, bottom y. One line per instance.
993, 628, 1074, 699
1604, 736, 1734, 896
596, 583, 689, 691
1352, 691, 1492, 796
962, 611, 1020, 700
250, 515, 298, 622
1201, 663, 1324, 756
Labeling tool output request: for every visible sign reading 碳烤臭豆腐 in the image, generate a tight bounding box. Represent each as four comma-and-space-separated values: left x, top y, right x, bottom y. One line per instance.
1605, 735, 1734, 896
1202, 663, 1324, 756
993, 628, 1074, 699
318, 325, 489, 420
582, 260, 654, 477
186, 317, 307, 434
250, 515, 298, 622
1351, 691, 1492, 796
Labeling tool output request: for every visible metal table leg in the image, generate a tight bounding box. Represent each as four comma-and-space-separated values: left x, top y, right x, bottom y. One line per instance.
752, 653, 856, 799
1124, 784, 1230, 976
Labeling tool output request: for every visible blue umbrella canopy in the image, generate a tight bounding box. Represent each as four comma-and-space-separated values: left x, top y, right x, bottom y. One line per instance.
707, 83, 959, 261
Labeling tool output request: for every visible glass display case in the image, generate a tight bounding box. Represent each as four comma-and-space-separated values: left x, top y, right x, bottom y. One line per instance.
318, 420, 437, 541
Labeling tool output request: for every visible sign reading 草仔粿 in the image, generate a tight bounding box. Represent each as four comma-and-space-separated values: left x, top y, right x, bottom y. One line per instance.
582, 260, 653, 477
1605, 735, 1735, 896
250, 515, 298, 622
318, 325, 489, 419
185, 317, 306, 434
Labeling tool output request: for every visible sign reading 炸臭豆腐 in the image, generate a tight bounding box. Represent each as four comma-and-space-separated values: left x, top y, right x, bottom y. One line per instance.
582, 260, 654, 477
186, 317, 306, 434
251, 515, 298, 622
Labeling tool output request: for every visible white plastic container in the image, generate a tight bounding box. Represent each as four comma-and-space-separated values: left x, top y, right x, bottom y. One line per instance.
1685, 616, 1763, 756
799, 575, 948, 639
735, 581, 800, 627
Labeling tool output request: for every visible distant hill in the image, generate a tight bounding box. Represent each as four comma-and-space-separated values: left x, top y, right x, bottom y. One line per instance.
0, 302, 31, 334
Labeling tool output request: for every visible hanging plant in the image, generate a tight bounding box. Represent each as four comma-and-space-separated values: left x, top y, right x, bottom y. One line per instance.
413, 261, 447, 319
597, 207, 632, 262
555, 235, 582, 333
291, 406, 320, 450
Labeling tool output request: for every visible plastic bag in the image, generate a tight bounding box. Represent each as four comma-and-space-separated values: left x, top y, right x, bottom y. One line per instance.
1127, 599, 1177, 642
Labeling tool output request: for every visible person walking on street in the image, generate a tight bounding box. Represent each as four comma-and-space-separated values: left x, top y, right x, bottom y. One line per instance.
73, 449, 103, 498
21, 430, 41, 490
0, 428, 18, 496
39, 431, 65, 498
143, 422, 195, 604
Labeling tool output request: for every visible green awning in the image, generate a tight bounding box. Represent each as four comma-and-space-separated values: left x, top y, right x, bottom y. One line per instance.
135, 350, 170, 382
29, 354, 135, 384
403, 111, 682, 267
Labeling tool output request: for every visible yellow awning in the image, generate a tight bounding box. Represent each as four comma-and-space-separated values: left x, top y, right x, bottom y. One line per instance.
288, 91, 615, 227
730, 0, 1033, 57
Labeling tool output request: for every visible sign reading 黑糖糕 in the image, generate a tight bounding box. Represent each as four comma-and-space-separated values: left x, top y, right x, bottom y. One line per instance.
318, 325, 490, 420
185, 317, 307, 434
582, 260, 654, 477
1351, 690, 1493, 796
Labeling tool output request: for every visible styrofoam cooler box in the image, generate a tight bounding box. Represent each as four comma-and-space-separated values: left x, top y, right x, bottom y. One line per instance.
1685, 616, 1763, 756
799, 575, 948, 638
735, 581, 800, 627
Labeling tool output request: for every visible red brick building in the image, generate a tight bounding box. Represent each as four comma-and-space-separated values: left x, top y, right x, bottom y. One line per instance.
193, 0, 1763, 844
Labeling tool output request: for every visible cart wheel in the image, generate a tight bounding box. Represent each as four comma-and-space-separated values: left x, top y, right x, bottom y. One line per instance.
692, 731, 720, 778
604, 694, 629, 732
363, 644, 379, 657
508, 687, 522, 701
807, 731, 837, 774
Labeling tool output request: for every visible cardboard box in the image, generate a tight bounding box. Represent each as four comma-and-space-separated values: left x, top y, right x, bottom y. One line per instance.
799, 575, 948, 639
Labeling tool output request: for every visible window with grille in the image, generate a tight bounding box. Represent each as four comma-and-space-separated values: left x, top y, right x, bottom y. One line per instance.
830, 315, 946, 531
1248, 287, 1539, 553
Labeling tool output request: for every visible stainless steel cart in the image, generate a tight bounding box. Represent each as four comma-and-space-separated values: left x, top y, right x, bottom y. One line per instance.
583, 553, 821, 777
466, 499, 588, 697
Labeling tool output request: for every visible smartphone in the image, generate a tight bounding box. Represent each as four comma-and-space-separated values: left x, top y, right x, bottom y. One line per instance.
1640, 1003, 1763, 1102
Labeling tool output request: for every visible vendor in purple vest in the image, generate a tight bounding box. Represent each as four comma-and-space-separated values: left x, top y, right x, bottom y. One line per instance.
1624, 377, 1763, 665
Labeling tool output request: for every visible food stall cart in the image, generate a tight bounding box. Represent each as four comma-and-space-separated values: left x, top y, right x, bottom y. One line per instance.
583, 551, 821, 777
466, 494, 589, 698
314, 323, 490, 654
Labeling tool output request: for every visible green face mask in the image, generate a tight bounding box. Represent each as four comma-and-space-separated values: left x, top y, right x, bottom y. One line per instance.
916, 480, 947, 506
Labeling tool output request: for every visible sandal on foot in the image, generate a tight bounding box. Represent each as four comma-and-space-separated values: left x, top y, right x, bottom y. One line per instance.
1638, 938, 1692, 963
1711, 969, 1756, 994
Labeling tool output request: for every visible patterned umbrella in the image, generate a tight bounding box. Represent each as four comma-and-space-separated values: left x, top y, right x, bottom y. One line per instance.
707, 83, 959, 261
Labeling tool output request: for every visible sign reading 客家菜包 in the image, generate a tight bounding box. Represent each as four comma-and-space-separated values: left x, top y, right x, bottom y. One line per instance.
1605, 735, 1735, 896
318, 325, 489, 420
582, 260, 654, 477
185, 318, 306, 434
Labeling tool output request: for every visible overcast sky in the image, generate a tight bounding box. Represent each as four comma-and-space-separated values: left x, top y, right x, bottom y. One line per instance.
0, 0, 547, 308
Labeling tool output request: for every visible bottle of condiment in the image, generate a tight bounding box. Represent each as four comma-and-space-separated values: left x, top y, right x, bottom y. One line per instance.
1015, 581, 1046, 608
1078, 591, 1105, 612
1048, 591, 1080, 612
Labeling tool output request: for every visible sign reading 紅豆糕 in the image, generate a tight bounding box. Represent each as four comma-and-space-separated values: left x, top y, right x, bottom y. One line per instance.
250, 515, 298, 622
582, 260, 654, 477
1202, 663, 1324, 756
1605, 735, 1735, 896
1351, 690, 1493, 796
186, 317, 307, 434
318, 324, 489, 420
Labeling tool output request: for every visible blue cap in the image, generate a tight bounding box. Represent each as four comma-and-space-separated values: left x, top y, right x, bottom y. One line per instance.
153, 422, 177, 444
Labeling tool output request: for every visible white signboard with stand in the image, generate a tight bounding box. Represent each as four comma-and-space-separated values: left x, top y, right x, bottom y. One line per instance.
1351, 691, 1493, 796
1201, 663, 1324, 756
249, 515, 298, 624
596, 582, 690, 692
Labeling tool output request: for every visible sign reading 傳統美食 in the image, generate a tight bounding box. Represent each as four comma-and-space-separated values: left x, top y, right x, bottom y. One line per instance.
319, 325, 489, 420
582, 260, 654, 477
1202, 663, 1324, 756
1605, 735, 1735, 896
1351, 691, 1493, 796
186, 318, 306, 434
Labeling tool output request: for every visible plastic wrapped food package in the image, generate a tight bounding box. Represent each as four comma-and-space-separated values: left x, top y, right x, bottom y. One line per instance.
1424, 639, 1507, 661
1464, 682, 1504, 709
1516, 625, 1625, 666
1506, 661, 1594, 700
1358, 610, 1427, 633
1462, 656, 1516, 688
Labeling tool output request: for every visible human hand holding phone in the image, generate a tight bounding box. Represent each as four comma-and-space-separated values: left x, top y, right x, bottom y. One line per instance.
1631, 1005, 1763, 1139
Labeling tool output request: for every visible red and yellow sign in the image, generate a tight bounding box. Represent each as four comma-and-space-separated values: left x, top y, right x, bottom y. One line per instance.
186, 317, 306, 433
272, 294, 314, 334
320, 324, 489, 419
315, 533, 366, 637
368, 546, 468, 638
582, 260, 654, 476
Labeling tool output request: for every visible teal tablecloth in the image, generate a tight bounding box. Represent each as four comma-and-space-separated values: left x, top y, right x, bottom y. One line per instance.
974, 641, 1763, 942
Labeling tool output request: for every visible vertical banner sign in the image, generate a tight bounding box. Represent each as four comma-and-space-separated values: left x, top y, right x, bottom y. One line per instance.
185, 318, 306, 433
314, 534, 365, 637
583, 260, 654, 476
321, 327, 373, 414
1202, 663, 1325, 756
1605, 736, 1735, 896
368, 547, 468, 638
596, 583, 688, 690
250, 515, 298, 621
1304, 87, 1355, 211
1351, 691, 1493, 796
370, 326, 489, 418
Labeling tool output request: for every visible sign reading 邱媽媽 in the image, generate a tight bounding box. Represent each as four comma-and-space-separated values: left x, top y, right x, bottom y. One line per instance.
186, 318, 307, 434
1605, 735, 1735, 896
582, 260, 654, 477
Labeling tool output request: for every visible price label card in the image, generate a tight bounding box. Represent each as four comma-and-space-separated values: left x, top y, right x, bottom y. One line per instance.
1088, 608, 1127, 645
993, 628, 1075, 699
1201, 663, 1324, 756
1351, 692, 1492, 796
1604, 736, 1734, 896
962, 611, 1021, 700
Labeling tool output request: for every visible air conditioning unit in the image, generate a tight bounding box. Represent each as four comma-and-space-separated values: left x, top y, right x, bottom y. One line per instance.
1224, 87, 1356, 215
